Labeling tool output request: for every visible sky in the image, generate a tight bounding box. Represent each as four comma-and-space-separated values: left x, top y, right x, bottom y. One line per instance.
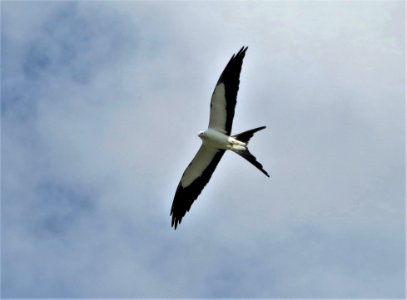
1, 1, 405, 298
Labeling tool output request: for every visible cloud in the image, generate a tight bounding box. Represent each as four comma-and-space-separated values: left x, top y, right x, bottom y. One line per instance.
1, 1, 404, 298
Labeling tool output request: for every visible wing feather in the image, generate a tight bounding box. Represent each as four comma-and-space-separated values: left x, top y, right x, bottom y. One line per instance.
171, 145, 225, 229
208, 46, 248, 134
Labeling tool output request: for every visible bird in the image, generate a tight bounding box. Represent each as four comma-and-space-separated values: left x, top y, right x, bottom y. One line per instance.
170, 46, 269, 229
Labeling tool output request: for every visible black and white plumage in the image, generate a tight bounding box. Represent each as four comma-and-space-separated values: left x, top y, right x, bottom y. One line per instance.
170, 46, 269, 229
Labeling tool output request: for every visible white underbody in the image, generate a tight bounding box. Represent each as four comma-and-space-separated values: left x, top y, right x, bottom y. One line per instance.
199, 128, 246, 151
180, 129, 247, 187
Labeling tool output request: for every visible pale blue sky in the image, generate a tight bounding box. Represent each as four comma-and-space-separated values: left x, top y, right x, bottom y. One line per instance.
1, 1, 405, 298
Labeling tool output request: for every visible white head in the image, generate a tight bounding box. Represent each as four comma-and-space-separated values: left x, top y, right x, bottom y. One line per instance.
198, 131, 205, 139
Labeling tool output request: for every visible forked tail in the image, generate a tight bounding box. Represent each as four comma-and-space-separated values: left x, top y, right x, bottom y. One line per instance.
232, 126, 270, 177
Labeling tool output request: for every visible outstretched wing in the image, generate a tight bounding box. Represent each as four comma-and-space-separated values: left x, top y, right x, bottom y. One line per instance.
208, 46, 248, 135
171, 145, 225, 229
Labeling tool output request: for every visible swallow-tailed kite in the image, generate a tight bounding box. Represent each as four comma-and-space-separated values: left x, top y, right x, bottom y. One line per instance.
170, 46, 269, 229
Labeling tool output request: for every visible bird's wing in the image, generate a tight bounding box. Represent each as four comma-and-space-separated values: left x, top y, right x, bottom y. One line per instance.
208, 46, 248, 135
171, 145, 225, 229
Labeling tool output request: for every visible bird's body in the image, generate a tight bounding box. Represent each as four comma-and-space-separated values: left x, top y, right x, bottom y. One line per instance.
171, 46, 269, 229
199, 129, 246, 151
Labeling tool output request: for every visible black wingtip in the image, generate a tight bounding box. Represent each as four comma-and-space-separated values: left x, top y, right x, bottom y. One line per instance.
237, 46, 248, 56
230, 46, 248, 60
171, 216, 180, 230
170, 200, 183, 230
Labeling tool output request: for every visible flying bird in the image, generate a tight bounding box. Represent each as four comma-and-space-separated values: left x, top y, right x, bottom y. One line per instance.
170, 46, 269, 229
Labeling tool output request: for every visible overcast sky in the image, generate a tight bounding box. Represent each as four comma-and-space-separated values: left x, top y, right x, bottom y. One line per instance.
1, 1, 405, 298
